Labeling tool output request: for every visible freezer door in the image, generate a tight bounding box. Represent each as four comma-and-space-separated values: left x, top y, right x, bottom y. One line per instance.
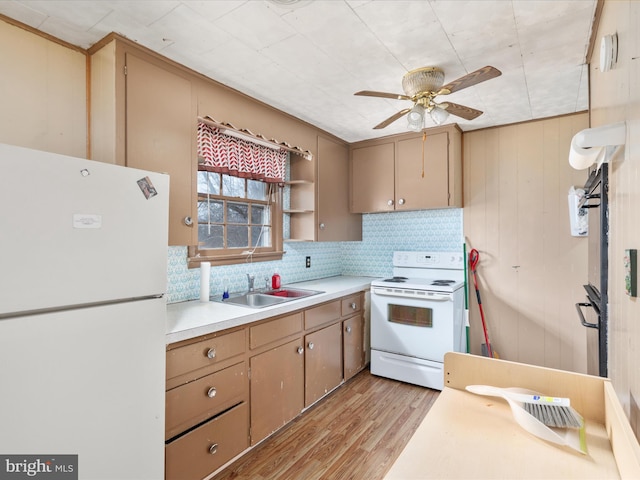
0, 143, 169, 315
0, 298, 165, 479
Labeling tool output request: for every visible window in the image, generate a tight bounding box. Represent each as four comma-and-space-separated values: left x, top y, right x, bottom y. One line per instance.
188, 171, 283, 266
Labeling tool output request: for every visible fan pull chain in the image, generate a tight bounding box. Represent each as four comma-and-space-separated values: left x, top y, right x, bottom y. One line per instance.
421, 131, 427, 178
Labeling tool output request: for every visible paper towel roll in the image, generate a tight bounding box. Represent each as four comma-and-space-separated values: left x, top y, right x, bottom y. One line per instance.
200, 262, 211, 302
569, 135, 603, 170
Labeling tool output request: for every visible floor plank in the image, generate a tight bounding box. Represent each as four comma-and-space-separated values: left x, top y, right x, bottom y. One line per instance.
213, 368, 439, 480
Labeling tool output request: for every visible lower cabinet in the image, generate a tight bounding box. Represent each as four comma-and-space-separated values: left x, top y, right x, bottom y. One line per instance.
166, 291, 367, 478
304, 322, 343, 407
250, 338, 304, 445
343, 315, 365, 381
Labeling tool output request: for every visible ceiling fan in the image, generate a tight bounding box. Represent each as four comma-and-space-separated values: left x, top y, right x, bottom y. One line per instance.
355, 66, 502, 130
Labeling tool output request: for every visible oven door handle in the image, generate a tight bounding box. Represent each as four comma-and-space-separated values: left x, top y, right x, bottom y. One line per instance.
575, 301, 598, 329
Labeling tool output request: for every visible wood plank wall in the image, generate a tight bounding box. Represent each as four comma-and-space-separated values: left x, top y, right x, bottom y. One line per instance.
463, 113, 589, 373
590, 0, 640, 428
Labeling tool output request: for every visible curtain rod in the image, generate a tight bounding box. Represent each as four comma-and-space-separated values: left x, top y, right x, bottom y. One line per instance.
198, 116, 313, 161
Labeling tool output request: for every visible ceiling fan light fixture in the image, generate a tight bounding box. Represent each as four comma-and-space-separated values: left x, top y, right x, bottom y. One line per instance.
407, 104, 425, 131
402, 67, 445, 97
407, 104, 425, 123
430, 106, 450, 125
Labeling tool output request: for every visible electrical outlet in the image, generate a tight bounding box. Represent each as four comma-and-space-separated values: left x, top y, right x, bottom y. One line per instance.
306, 256, 311, 268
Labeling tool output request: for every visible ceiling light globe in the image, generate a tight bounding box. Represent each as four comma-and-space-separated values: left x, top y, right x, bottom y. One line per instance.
430, 107, 450, 125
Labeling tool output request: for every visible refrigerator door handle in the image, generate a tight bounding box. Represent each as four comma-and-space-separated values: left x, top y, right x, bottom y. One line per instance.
576, 301, 598, 328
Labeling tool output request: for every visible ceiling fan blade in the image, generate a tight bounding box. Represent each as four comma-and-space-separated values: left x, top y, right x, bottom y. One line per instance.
439, 66, 502, 95
374, 108, 412, 129
355, 90, 411, 101
443, 102, 484, 120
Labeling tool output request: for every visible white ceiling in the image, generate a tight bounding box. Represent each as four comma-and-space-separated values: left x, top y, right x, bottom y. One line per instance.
0, 0, 597, 143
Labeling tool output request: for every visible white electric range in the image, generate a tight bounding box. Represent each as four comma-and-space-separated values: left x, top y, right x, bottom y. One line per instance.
370, 251, 466, 390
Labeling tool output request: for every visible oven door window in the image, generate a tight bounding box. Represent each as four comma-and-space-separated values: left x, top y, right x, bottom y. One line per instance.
388, 303, 433, 327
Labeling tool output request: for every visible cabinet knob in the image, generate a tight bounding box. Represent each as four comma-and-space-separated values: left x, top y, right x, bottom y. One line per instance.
308, 342, 314, 350
206, 348, 216, 359
207, 387, 217, 398
350, 302, 357, 310
398, 198, 405, 205
387, 199, 394, 206
184, 216, 193, 226
209, 444, 218, 455
319, 223, 326, 230
297, 346, 304, 355
346, 326, 352, 334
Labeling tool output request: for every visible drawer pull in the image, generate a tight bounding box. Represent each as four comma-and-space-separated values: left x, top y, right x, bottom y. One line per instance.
297, 346, 304, 355
346, 326, 352, 334
308, 342, 314, 350
350, 302, 357, 310
209, 443, 218, 455
207, 387, 217, 398
206, 348, 216, 359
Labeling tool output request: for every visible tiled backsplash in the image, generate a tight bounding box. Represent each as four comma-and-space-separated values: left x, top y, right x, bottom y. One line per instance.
167, 208, 463, 303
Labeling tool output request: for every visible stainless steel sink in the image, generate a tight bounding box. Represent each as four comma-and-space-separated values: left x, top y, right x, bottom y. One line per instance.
215, 287, 324, 309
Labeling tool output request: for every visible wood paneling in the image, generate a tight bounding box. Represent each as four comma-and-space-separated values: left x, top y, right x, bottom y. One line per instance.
0, 19, 86, 157
590, 0, 640, 424
463, 113, 589, 372
213, 369, 438, 480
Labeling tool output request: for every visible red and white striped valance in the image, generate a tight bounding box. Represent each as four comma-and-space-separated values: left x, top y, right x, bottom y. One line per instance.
197, 121, 287, 183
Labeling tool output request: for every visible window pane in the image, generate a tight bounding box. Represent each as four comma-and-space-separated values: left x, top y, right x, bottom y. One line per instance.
251, 226, 271, 247
223, 174, 245, 198
198, 200, 223, 223
227, 202, 249, 224
198, 225, 224, 249
228, 225, 249, 248
247, 180, 266, 200
197, 171, 220, 195
251, 204, 268, 225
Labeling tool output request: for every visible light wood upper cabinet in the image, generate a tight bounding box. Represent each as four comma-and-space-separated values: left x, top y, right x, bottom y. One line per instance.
89, 38, 196, 246
350, 125, 463, 213
317, 136, 362, 241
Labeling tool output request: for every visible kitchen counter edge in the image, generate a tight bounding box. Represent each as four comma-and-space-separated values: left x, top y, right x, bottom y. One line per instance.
166, 275, 376, 345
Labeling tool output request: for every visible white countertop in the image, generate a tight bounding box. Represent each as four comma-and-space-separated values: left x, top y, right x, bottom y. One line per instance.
166, 275, 376, 344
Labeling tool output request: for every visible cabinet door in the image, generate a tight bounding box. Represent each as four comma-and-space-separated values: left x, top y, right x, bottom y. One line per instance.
250, 338, 304, 445
305, 323, 343, 407
396, 132, 449, 210
125, 52, 195, 246
351, 142, 395, 213
318, 136, 362, 241
343, 315, 365, 381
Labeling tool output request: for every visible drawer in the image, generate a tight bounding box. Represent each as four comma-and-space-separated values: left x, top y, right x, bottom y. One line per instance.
167, 329, 245, 382
250, 312, 303, 349
165, 402, 248, 480
341, 293, 363, 317
304, 300, 341, 330
166, 361, 247, 440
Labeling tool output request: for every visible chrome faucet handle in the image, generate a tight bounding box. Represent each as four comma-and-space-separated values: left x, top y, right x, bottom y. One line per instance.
246, 273, 255, 292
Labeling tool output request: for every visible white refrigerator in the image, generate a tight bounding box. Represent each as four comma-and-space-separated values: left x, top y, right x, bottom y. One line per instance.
0, 143, 168, 479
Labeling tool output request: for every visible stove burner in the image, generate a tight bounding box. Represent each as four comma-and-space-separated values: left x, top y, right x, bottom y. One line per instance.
382, 276, 408, 283
431, 280, 456, 286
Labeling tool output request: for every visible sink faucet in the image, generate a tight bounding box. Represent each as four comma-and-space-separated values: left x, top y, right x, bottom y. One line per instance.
246, 274, 255, 292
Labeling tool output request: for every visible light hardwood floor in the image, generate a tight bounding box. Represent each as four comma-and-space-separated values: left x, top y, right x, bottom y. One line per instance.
213, 368, 439, 480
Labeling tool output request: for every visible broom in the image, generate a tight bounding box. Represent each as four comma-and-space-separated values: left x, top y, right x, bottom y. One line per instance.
468, 249, 495, 358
